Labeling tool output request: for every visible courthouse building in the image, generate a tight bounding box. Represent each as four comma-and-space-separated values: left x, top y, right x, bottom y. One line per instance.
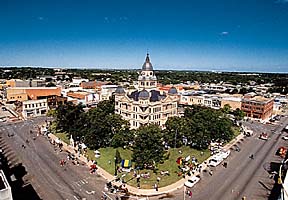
115, 54, 179, 129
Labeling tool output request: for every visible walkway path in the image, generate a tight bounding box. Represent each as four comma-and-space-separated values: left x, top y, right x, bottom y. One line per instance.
48, 131, 246, 197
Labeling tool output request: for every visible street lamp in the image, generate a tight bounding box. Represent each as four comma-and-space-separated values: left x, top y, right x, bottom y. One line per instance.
114, 157, 117, 176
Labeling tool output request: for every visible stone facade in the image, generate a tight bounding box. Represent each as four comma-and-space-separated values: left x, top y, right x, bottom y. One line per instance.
115, 54, 179, 129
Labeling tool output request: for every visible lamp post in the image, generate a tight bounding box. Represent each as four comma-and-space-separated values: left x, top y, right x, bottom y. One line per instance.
114, 157, 117, 176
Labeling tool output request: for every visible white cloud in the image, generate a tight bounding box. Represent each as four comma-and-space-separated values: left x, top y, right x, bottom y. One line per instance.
220, 31, 229, 35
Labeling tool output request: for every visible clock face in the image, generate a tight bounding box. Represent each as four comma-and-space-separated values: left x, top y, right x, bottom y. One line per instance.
141, 72, 145, 75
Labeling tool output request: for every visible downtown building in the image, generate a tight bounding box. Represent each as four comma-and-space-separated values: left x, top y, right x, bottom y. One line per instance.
115, 54, 179, 129
241, 95, 274, 121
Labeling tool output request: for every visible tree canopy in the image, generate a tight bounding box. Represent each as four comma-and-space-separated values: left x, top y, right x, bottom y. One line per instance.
164, 105, 234, 150
132, 124, 165, 169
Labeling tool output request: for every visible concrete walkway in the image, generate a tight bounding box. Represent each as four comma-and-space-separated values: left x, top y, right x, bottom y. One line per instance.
47, 132, 245, 197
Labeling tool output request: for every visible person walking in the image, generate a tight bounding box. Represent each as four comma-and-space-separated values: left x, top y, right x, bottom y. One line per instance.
209, 170, 213, 176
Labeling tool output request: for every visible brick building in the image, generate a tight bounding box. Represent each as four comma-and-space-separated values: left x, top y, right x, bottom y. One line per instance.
6, 87, 61, 102
241, 96, 274, 121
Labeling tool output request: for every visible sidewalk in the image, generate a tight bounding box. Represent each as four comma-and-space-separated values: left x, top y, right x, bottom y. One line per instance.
47, 132, 245, 197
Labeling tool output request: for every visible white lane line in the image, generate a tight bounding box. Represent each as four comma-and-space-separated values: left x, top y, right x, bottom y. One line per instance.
73, 196, 79, 200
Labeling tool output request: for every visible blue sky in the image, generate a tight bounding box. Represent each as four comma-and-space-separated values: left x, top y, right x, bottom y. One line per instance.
0, 0, 288, 72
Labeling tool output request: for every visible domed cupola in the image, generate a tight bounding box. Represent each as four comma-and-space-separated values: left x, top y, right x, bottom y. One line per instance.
138, 53, 157, 91
142, 53, 153, 71
115, 86, 125, 95
138, 89, 150, 100
168, 87, 178, 95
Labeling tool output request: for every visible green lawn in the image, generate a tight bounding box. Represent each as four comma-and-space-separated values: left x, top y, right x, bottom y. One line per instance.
51, 127, 212, 189
232, 126, 241, 137
86, 146, 210, 189
55, 132, 70, 144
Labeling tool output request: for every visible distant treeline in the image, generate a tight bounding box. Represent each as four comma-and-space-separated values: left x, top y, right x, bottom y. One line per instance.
0, 67, 287, 94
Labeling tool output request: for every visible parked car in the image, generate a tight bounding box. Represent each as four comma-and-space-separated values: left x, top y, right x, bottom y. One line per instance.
219, 150, 231, 159
208, 155, 224, 167
277, 147, 287, 158
282, 136, 288, 141
245, 130, 253, 137
259, 133, 268, 140
184, 176, 200, 188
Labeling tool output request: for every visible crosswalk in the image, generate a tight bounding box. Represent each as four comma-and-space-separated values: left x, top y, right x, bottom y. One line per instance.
74, 178, 89, 187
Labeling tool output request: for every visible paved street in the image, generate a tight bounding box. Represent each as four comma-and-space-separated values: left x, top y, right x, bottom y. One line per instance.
1, 116, 287, 200
0, 117, 111, 200
151, 116, 288, 200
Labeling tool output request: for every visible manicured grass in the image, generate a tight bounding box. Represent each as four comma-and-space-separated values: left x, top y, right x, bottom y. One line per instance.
51, 130, 211, 188
55, 132, 70, 144
87, 146, 210, 189
232, 126, 241, 137
86, 147, 132, 175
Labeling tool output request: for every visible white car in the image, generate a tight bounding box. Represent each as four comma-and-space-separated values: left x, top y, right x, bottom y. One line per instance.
219, 150, 231, 159
208, 154, 224, 167
184, 176, 200, 188
208, 158, 223, 167
282, 136, 288, 141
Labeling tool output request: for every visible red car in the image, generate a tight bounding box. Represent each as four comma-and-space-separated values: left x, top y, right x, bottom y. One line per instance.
259, 133, 268, 140
277, 147, 287, 158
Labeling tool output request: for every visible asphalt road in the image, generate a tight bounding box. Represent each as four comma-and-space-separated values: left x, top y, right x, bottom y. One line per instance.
0, 117, 111, 200
151, 116, 288, 200
195, 116, 288, 200
1, 116, 287, 200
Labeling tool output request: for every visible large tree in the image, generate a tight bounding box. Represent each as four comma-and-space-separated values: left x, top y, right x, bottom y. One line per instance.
132, 124, 165, 169
184, 106, 234, 149
55, 102, 85, 138
233, 108, 245, 121
163, 116, 189, 148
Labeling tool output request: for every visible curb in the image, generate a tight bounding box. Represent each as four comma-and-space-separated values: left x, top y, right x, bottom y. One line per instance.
47, 131, 245, 197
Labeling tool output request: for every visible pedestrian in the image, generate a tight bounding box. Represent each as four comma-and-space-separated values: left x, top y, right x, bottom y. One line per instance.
157, 177, 161, 183
154, 183, 158, 191
189, 191, 193, 198
209, 170, 213, 176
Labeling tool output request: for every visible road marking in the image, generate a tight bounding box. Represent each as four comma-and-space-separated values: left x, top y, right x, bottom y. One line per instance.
86, 190, 95, 195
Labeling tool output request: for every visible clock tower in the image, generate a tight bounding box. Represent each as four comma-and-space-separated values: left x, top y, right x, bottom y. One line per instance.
138, 53, 157, 91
